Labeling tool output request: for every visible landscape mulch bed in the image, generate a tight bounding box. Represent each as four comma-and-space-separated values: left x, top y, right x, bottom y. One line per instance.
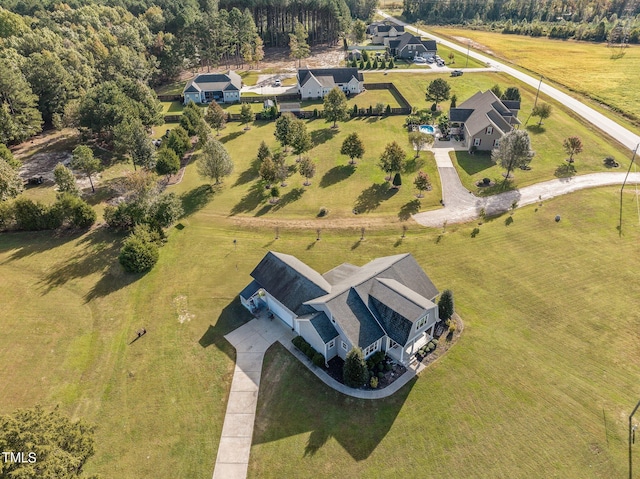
323, 356, 407, 390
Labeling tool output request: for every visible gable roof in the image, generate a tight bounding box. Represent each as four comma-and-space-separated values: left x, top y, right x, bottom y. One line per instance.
452, 90, 521, 137
309, 312, 339, 343
389, 32, 437, 53
250, 251, 331, 316
183, 71, 241, 94
297, 68, 363, 89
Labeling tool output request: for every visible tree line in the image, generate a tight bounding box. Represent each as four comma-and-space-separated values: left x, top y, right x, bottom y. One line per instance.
402, 0, 640, 43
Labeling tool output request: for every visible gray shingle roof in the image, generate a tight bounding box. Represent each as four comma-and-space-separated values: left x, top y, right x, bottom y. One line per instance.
323, 263, 360, 285
454, 90, 521, 137
449, 108, 474, 122
501, 100, 521, 111
183, 71, 241, 94
250, 251, 331, 315
309, 312, 339, 343
239, 279, 261, 300
298, 68, 363, 88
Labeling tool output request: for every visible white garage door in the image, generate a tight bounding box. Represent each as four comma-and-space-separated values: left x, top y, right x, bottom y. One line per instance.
266, 296, 294, 328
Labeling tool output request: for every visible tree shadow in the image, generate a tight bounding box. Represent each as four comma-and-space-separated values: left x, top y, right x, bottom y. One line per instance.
403, 157, 425, 174
272, 187, 305, 211
233, 157, 260, 187
526, 124, 545, 135
180, 184, 217, 217
310, 128, 338, 147
83, 177, 121, 206
554, 163, 576, 178
353, 183, 397, 213
253, 343, 416, 460
0, 229, 85, 262
219, 131, 243, 144
319, 165, 355, 188
351, 240, 361, 250
476, 179, 516, 197
229, 181, 268, 215
454, 151, 494, 176
398, 199, 421, 221
505, 216, 514, 226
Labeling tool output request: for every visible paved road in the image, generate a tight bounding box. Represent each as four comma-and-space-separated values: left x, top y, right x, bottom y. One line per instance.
378, 10, 640, 153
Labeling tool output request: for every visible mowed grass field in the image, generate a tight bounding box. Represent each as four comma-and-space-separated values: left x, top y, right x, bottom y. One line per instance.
3, 184, 640, 478
428, 26, 640, 129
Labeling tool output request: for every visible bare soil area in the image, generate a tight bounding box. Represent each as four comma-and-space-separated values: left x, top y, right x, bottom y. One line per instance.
452, 36, 495, 56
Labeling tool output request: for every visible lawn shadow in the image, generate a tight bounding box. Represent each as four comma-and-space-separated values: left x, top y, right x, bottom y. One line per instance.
398, 198, 421, 221
526, 124, 546, 135
234, 157, 260, 187
310, 128, 338, 147
219, 131, 243, 144
230, 182, 266, 216
181, 184, 217, 217
0, 229, 85, 262
554, 163, 576, 179
83, 177, 121, 206
476, 179, 516, 197
454, 151, 494, 176
199, 298, 254, 361
253, 343, 417, 461
403, 157, 425, 174
272, 187, 305, 211
319, 165, 355, 188
351, 240, 361, 250
353, 183, 397, 213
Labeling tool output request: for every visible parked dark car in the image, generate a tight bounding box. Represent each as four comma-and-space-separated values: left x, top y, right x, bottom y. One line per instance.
451, 70, 463, 77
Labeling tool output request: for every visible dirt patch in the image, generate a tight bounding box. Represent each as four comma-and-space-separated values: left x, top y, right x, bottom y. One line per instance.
174, 295, 195, 324
452, 36, 494, 56
19, 150, 72, 185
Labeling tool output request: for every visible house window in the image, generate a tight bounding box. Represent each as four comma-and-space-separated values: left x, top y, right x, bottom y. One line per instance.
416, 314, 429, 330
494, 139, 500, 147
473, 138, 481, 147
486, 126, 494, 135
328, 339, 335, 349
341, 341, 348, 351
363, 340, 379, 357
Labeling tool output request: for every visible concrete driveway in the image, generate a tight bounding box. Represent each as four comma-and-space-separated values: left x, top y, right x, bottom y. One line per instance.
378, 10, 640, 153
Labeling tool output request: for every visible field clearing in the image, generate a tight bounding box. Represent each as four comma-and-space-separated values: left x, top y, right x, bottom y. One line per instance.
428, 26, 640, 131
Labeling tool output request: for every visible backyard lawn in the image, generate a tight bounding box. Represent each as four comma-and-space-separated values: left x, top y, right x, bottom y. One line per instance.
3, 183, 640, 478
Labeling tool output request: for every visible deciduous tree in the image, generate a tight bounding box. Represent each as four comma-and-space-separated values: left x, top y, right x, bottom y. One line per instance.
340, 132, 365, 165
205, 101, 227, 135
259, 155, 277, 187
240, 103, 254, 129
532, 102, 552, 126
299, 156, 316, 186
289, 119, 312, 159
501, 87, 521, 101
408, 131, 434, 158
414, 171, 432, 197
563, 136, 583, 163
54, 163, 79, 196
425, 78, 451, 107
71, 145, 101, 193
379, 141, 406, 179
197, 137, 234, 185
257, 141, 271, 162
491, 129, 535, 180
274, 113, 294, 150
323, 87, 349, 128
0, 158, 23, 201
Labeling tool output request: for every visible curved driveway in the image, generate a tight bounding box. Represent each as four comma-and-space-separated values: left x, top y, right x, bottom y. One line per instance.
378, 11, 640, 152
413, 143, 640, 227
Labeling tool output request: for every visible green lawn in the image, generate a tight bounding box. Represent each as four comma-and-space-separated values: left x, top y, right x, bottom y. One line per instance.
4, 183, 639, 478
300, 89, 403, 111
427, 26, 640, 132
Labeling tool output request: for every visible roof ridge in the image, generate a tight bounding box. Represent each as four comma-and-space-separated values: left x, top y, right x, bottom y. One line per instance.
375, 277, 430, 309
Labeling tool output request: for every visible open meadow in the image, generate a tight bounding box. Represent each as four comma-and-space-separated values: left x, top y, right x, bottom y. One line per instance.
427, 26, 640, 132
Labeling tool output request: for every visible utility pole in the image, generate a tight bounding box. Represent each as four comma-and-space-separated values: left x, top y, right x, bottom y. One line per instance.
619, 144, 639, 236
533, 75, 543, 109
465, 41, 470, 68
630, 398, 640, 479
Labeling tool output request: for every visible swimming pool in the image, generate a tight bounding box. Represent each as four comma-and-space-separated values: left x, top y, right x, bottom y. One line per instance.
419, 125, 436, 134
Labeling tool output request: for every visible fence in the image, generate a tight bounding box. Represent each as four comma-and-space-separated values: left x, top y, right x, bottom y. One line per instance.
363, 82, 413, 111
158, 94, 182, 102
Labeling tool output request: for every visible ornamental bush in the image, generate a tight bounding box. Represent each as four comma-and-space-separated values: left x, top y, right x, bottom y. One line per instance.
343, 347, 369, 387
312, 353, 325, 367
119, 226, 160, 273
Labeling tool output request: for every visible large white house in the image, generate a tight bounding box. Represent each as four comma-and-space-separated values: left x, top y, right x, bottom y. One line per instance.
240, 252, 440, 365
182, 71, 241, 105
297, 68, 364, 100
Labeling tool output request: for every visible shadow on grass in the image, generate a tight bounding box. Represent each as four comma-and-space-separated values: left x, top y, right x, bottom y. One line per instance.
310, 128, 338, 147
476, 179, 516, 197
454, 151, 494, 176
526, 124, 545, 135
180, 184, 217, 217
83, 177, 121, 206
403, 157, 425, 174
354, 183, 397, 213
0, 229, 85, 262
554, 163, 576, 179
199, 298, 254, 360
319, 164, 355, 188
231, 182, 267, 216
253, 343, 416, 460
234, 158, 260, 187
272, 187, 305, 211
398, 198, 421, 221
219, 131, 244, 144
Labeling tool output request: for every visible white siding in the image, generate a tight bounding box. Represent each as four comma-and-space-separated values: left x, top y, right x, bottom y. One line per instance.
184, 92, 200, 105
298, 320, 326, 356
265, 294, 295, 329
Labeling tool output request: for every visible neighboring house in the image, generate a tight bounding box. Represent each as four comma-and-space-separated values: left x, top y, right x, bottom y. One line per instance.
297, 68, 364, 100
449, 90, 521, 151
182, 71, 241, 105
386, 32, 437, 59
367, 22, 405, 44
239, 252, 440, 366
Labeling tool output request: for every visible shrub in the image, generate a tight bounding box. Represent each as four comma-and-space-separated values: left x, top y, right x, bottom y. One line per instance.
448, 321, 456, 333
352, 104, 358, 116
482, 177, 491, 185
370, 376, 378, 388
471, 227, 480, 237
385, 363, 392, 371
343, 347, 369, 387
312, 353, 325, 367
313, 108, 319, 118
292, 336, 307, 349
392, 173, 402, 187
385, 104, 391, 115
377, 371, 385, 379
119, 225, 160, 273
0, 201, 14, 229
431, 338, 438, 346
54, 193, 97, 229
13, 198, 62, 231
388, 58, 395, 68
427, 343, 435, 352
305, 347, 315, 359
317, 207, 329, 217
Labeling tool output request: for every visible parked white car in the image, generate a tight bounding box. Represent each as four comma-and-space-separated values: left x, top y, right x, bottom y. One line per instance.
413, 56, 426, 63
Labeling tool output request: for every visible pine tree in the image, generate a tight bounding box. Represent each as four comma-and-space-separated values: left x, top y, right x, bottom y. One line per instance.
54, 163, 79, 196
343, 347, 368, 388
438, 289, 454, 321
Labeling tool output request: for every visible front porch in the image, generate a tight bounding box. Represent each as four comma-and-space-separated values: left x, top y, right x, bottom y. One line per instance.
386, 325, 435, 365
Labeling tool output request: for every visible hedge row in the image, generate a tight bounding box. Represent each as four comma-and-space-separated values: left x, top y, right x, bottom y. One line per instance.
292, 336, 325, 367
